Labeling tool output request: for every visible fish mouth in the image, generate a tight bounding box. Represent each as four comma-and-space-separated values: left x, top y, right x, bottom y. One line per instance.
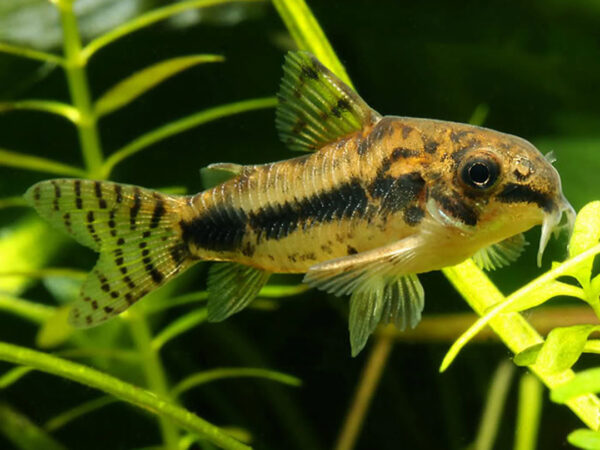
537, 195, 576, 267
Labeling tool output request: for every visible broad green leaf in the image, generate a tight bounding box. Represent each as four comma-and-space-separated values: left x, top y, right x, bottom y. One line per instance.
534, 325, 600, 373
568, 429, 600, 449
95, 54, 223, 117
0, 403, 67, 450
551, 368, 600, 403
513, 343, 543, 366
568, 201, 600, 288
36, 306, 74, 349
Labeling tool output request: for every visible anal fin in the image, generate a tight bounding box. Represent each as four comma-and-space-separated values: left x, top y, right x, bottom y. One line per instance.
472, 233, 528, 271
207, 263, 271, 322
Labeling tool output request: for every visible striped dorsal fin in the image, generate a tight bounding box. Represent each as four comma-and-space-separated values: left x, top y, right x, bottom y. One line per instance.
25, 179, 194, 327
276, 51, 381, 152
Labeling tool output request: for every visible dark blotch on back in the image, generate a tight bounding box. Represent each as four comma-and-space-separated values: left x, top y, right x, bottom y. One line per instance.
369, 172, 425, 213
424, 139, 439, 154
497, 183, 554, 212
392, 147, 419, 159
432, 190, 478, 226
357, 119, 393, 155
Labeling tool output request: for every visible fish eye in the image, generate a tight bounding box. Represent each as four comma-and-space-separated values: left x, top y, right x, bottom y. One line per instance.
459, 156, 500, 190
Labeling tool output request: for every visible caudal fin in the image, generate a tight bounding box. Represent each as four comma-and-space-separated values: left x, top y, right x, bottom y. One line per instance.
25, 179, 194, 327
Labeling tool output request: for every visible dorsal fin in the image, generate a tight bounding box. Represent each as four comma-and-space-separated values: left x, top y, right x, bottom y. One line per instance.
276, 51, 381, 152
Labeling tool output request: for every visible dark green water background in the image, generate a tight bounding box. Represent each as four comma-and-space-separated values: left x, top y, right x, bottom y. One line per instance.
0, 1, 599, 449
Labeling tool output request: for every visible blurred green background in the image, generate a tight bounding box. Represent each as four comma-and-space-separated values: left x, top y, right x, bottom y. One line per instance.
0, 0, 599, 449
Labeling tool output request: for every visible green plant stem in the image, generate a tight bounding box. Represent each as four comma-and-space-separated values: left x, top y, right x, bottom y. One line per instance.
514, 373, 543, 450
56, 0, 104, 177
152, 309, 208, 351
272, 0, 354, 88
171, 367, 302, 398
0, 42, 65, 66
473, 360, 515, 450
128, 313, 179, 450
0, 148, 87, 177
101, 97, 277, 177
0, 100, 80, 123
81, 0, 264, 62
334, 332, 394, 450
0, 403, 67, 450
442, 242, 600, 370
44, 396, 117, 432
0, 341, 249, 450
0, 294, 55, 324
443, 260, 600, 430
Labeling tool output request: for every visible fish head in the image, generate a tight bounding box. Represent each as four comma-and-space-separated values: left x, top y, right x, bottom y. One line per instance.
424, 122, 575, 266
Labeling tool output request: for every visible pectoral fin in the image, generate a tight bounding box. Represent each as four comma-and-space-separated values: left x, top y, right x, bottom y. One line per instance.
472, 233, 528, 271
349, 274, 424, 356
207, 262, 271, 322
304, 236, 425, 356
276, 51, 381, 152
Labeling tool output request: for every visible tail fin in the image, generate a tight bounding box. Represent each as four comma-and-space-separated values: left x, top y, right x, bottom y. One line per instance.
25, 179, 194, 327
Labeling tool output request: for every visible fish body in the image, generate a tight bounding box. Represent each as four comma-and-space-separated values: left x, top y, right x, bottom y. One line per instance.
25, 52, 574, 355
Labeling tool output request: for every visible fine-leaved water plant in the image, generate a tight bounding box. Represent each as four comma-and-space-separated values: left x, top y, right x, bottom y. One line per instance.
0, 1, 599, 449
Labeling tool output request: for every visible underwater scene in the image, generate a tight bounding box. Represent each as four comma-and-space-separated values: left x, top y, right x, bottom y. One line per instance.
1, 1, 600, 449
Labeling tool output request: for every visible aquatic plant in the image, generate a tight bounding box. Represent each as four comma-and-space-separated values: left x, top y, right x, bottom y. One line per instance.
0, 1, 599, 449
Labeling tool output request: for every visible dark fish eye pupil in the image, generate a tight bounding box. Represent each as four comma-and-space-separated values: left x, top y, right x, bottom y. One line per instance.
460, 157, 499, 190
469, 163, 489, 184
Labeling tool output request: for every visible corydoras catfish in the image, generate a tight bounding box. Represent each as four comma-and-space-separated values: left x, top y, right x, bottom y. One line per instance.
26, 51, 575, 356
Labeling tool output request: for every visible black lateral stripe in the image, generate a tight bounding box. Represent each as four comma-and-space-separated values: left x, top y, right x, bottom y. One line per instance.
248, 178, 369, 241
497, 183, 554, 212
33, 185, 41, 201
130, 187, 142, 230
74, 180, 82, 209
180, 205, 247, 252
150, 196, 166, 228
